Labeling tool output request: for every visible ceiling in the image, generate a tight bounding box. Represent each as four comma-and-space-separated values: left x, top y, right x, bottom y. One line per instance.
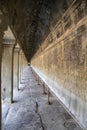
0, 0, 72, 61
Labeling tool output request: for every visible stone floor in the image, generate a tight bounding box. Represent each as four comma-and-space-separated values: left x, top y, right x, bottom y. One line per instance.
2, 66, 83, 130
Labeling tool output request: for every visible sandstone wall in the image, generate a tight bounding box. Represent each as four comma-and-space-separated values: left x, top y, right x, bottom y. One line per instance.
31, 1, 87, 129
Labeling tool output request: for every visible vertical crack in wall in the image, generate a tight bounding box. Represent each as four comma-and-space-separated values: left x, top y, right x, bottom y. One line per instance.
5, 107, 10, 120
35, 99, 45, 130
2, 106, 10, 130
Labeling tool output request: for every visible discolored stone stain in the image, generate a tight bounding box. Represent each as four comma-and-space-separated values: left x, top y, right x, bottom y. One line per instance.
64, 120, 77, 130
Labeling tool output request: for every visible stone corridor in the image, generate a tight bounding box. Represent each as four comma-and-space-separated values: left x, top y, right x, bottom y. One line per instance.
2, 66, 83, 130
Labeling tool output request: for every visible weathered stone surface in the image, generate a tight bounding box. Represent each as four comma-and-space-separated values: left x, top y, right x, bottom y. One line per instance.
1, 30, 15, 102
2, 66, 83, 130
31, 1, 87, 129
13, 45, 20, 90
0, 10, 9, 130
1, 1, 87, 129
0, 0, 71, 61
19, 50, 27, 85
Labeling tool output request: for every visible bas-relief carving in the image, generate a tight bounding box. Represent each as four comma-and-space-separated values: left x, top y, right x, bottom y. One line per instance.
32, 0, 87, 103
31, 1, 87, 129
42, 32, 87, 101
73, 0, 87, 23
63, 14, 72, 31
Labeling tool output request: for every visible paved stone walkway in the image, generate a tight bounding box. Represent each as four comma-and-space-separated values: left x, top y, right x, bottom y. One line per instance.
2, 66, 83, 130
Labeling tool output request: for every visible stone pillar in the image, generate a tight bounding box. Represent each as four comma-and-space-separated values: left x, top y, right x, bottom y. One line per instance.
48, 88, 51, 105
0, 10, 8, 130
1, 39, 15, 103
21, 53, 24, 81
18, 49, 20, 90
13, 45, 20, 91
19, 50, 22, 84
22, 54, 27, 74
19, 50, 27, 84
0, 32, 4, 130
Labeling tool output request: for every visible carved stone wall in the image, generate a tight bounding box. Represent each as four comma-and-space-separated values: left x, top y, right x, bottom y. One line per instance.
31, 1, 87, 129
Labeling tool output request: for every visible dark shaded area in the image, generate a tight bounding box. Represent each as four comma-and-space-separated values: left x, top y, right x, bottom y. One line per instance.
0, 0, 72, 61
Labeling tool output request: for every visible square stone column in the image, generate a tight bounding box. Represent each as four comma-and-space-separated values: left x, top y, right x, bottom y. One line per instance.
19, 51, 27, 83
17, 50, 27, 87
1, 39, 15, 103
21, 53, 27, 78
22, 54, 27, 71
19, 50, 24, 84
0, 10, 8, 130
0, 32, 4, 130
13, 46, 20, 90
